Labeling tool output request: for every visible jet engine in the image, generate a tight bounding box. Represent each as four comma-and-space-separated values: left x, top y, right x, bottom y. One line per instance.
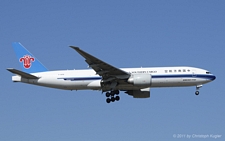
127, 74, 152, 86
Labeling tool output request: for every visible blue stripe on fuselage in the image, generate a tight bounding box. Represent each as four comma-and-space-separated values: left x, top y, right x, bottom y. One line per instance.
58, 77, 101, 81
152, 74, 216, 80
57, 74, 215, 81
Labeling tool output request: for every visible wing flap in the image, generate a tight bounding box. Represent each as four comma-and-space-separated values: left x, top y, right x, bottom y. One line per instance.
7, 68, 39, 79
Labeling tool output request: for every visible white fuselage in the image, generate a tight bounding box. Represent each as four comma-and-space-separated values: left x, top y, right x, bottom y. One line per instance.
12, 66, 216, 91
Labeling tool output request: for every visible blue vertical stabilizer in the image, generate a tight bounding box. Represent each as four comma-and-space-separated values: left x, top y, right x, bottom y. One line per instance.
12, 42, 48, 73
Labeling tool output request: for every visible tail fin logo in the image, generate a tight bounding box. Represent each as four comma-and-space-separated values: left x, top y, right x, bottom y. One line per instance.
19, 55, 35, 69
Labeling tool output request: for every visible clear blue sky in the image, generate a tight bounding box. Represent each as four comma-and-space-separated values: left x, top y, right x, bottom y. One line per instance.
1, 1, 224, 141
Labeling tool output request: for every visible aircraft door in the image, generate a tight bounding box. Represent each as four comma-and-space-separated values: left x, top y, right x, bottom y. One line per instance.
192, 70, 197, 77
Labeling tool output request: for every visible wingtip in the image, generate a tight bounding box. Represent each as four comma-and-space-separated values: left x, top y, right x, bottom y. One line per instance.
70, 46, 80, 50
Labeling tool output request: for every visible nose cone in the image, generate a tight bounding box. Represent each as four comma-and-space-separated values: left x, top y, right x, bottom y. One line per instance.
205, 74, 216, 83
207, 74, 216, 81
211, 75, 216, 81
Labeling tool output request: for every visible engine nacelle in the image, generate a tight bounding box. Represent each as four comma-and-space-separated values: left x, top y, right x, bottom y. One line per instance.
125, 88, 150, 98
127, 74, 152, 86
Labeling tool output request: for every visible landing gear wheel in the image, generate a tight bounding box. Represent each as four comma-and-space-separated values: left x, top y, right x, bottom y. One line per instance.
110, 93, 115, 97
106, 98, 111, 103
105, 90, 120, 103
106, 92, 110, 97
114, 90, 119, 95
111, 97, 115, 102
195, 91, 199, 95
115, 96, 120, 101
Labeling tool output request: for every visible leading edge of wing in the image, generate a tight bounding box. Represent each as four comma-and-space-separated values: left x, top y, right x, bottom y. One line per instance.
70, 46, 130, 78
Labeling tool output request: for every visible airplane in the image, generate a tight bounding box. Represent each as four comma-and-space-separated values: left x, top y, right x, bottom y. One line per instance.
7, 42, 216, 103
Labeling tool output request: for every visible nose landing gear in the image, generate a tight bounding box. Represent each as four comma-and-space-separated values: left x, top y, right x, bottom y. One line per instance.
105, 90, 120, 103
195, 85, 202, 95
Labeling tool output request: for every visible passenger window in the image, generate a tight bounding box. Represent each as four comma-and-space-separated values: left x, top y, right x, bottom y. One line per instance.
169, 70, 172, 73
183, 69, 186, 72
174, 70, 177, 72
165, 70, 168, 73
187, 70, 190, 72
178, 70, 181, 72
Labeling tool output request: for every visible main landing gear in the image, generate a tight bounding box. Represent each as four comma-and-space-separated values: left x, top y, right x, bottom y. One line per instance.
195, 85, 202, 95
105, 90, 120, 103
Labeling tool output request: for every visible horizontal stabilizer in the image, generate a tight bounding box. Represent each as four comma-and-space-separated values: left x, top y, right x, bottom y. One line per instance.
7, 68, 39, 79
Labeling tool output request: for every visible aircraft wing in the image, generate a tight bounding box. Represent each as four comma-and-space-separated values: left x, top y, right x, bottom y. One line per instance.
70, 46, 130, 81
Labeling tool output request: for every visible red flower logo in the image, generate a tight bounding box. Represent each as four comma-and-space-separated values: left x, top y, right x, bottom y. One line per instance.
19, 55, 35, 69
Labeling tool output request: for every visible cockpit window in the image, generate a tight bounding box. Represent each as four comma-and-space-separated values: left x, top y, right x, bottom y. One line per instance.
206, 72, 211, 74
